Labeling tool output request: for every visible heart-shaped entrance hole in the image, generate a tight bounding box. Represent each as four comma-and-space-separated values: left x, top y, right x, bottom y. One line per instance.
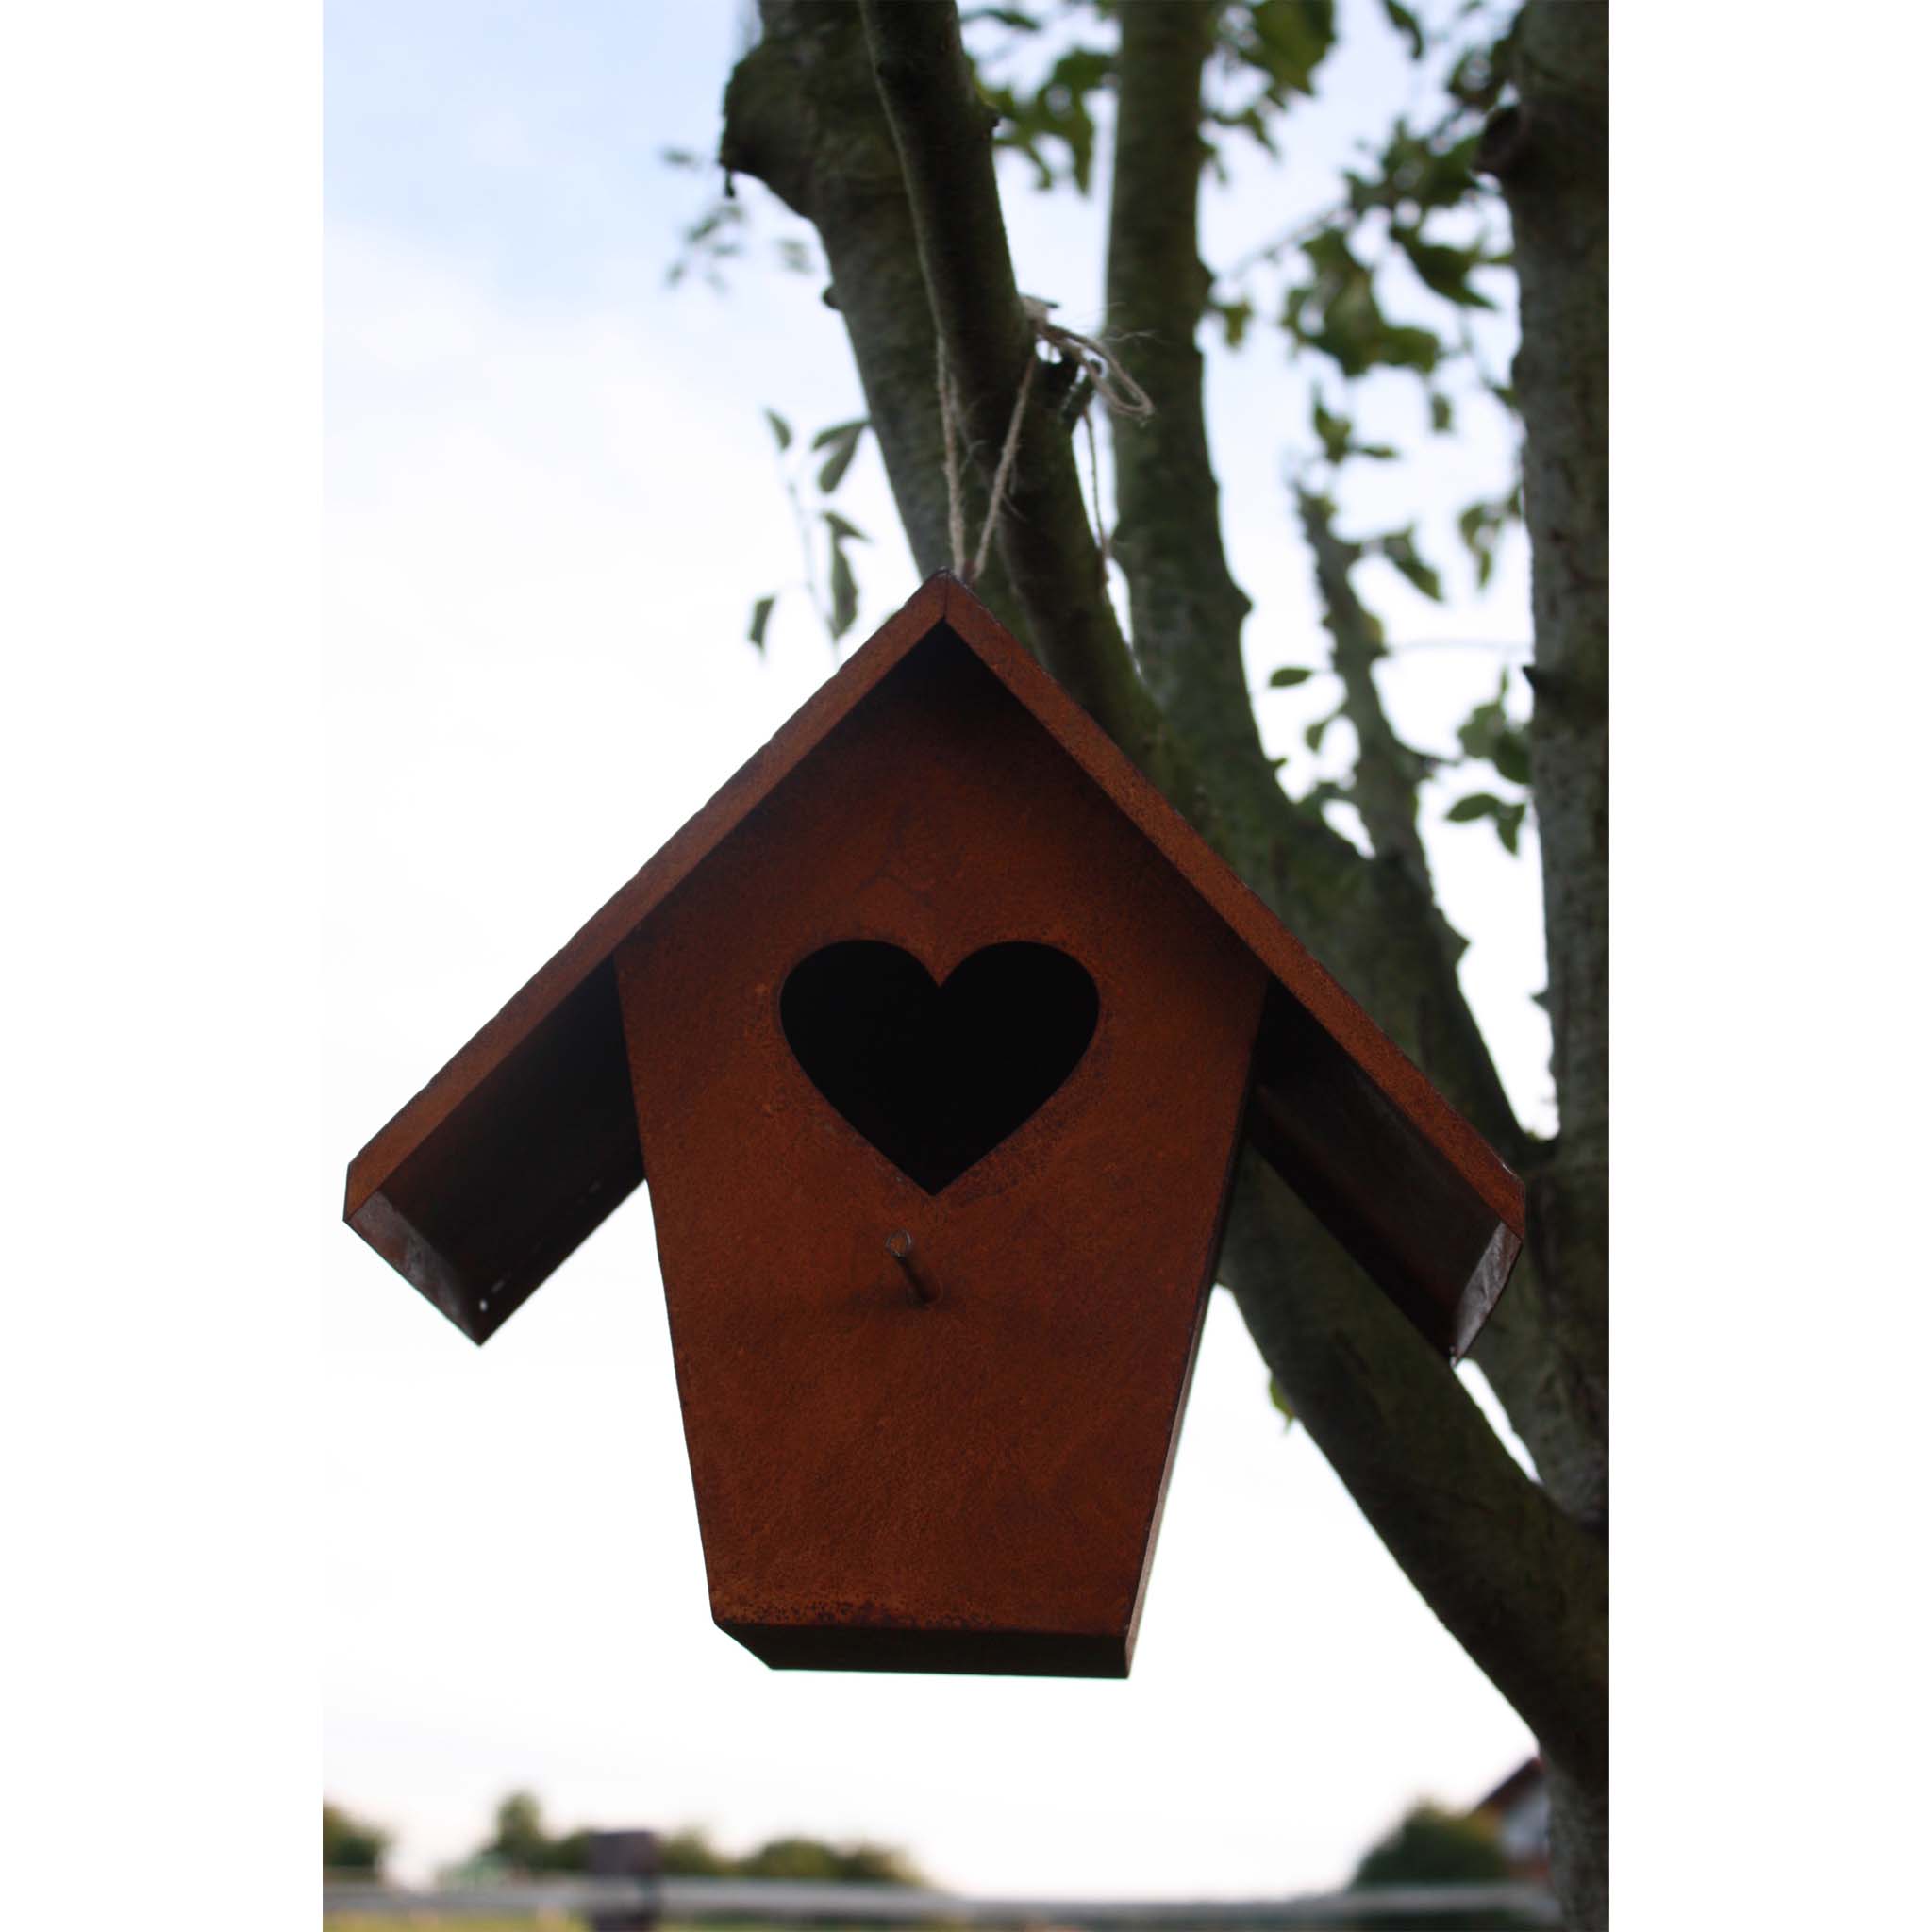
780, 941, 1099, 1193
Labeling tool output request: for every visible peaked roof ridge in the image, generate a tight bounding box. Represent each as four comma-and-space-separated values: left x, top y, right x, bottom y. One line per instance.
350, 571, 1520, 1230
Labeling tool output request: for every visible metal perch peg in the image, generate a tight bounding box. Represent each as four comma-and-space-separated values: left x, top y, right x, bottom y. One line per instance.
886, 1229, 940, 1307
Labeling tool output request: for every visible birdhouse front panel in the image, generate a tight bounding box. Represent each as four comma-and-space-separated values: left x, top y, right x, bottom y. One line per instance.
615, 620, 1271, 1676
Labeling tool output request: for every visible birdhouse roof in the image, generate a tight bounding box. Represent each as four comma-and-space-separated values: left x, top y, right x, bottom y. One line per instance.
346, 574, 1522, 1357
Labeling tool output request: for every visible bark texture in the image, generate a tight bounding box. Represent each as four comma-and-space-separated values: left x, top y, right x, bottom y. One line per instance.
1105, 2, 1256, 774
1482, 1, 1610, 1527
1482, 9, 1611, 1921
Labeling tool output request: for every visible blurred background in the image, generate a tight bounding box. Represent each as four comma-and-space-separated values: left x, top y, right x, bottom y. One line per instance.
325, 0, 1549, 1920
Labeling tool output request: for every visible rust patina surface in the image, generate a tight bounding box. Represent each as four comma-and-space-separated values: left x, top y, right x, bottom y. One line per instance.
343, 573, 1525, 1674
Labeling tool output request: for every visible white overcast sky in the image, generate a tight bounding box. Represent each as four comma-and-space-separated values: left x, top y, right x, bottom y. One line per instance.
322, 0, 1552, 1895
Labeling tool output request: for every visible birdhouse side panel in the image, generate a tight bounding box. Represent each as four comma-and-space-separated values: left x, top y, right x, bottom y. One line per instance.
615, 624, 1269, 1674
348, 965, 642, 1343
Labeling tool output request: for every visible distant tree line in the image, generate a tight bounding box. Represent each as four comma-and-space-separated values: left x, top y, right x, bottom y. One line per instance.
323, 1790, 923, 1886
658, 1823, 924, 1886
329, 1788, 1531, 1913
322, 1799, 391, 1875
1346, 1803, 1536, 1932
484, 1792, 924, 1883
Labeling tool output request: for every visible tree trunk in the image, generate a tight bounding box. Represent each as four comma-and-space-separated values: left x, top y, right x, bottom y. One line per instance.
1481, 8, 1610, 1922
724, 2, 1610, 1922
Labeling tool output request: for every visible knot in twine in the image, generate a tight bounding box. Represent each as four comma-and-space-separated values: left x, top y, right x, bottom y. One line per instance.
938, 295, 1154, 584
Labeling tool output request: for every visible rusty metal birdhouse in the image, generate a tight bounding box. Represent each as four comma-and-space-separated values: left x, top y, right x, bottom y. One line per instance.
345, 574, 1523, 1678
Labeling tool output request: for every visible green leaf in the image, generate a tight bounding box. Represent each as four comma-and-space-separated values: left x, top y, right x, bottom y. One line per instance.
1286, 228, 1444, 378
1312, 397, 1353, 465
764, 408, 792, 453
991, 122, 1055, 192
1492, 731, 1532, 787
1301, 225, 1357, 280
1456, 675, 1533, 792
1355, 123, 1483, 220
1048, 61, 1103, 192
1269, 666, 1317, 688
1209, 296, 1254, 349
828, 540, 858, 641
1310, 395, 1395, 465
811, 418, 867, 494
1447, 42, 1508, 112
1423, 131, 1485, 206
1380, 0, 1426, 58
1376, 324, 1444, 373
1239, 0, 1338, 99
821, 508, 869, 544
1267, 1376, 1297, 1431
1429, 391, 1454, 433
1392, 225, 1496, 309
1213, 102, 1279, 159
1445, 789, 1527, 851
1306, 708, 1340, 753
987, 45, 1111, 194
1374, 526, 1444, 601
1457, 495, 1515, 588
962, 5, 1041, 29
809, 416, 865, 449
747, 594, 776, 653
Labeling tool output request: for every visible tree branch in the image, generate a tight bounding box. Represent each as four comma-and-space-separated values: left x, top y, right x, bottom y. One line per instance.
857, 0, 1179, 786
1297, 489, 1433, 876
1098, 3, 1523, 1157
1105, 1, 1255, 769
1483, 4, 1608, 1156
1219, 1151, 1607, 1787
1100, 0, 1342, 926
722, 0, 1021, 625
1479, 0, 1609, 1516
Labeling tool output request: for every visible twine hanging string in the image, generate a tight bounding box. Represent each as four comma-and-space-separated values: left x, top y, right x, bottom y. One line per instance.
1081, 408, 1110, 575
938, 346, 970, 581
938, 295, 1154, 584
